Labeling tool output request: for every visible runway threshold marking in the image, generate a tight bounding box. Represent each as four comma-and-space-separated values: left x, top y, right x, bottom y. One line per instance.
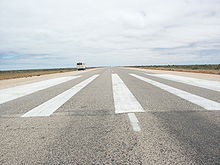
112, 74, 145, 114
22, 75, 99, 117
112, 74, 144, 131
146, 73, 220, 92
0, 76, 81, 105
131, 74, 220, 110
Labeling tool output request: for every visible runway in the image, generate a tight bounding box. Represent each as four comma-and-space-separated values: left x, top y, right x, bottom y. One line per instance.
0, 67, 219, 164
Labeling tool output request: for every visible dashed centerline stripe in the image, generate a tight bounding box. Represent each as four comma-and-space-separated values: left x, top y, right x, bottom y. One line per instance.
22, 75, 99, 117
128, 113, 141, 132
0, 76, 81, 104
112, 74, 144, 131
131, 74, 220, 110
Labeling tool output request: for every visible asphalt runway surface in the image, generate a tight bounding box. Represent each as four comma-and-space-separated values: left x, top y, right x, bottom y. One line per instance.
0, 67, 219, 164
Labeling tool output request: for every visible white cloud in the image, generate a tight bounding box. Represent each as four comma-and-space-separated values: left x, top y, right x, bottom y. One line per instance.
0, 0, 220, 69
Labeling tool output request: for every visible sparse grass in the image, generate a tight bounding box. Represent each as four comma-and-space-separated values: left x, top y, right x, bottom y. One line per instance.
0, 68, 76, 80
129, 64, 220, 75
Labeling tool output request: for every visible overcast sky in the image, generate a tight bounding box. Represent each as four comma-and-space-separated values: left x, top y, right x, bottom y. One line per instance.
0, 0, 220, 70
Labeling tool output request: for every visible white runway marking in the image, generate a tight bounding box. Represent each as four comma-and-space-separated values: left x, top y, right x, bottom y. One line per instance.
112, 74, 145, 114
128, 113, 141, 132
131, 74, 220, 110
22, 75, 99, 117
0, 76, 81, 104
146, 73, 220, 92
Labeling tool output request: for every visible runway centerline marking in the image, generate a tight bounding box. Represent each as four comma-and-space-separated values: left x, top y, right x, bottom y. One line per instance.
128, 113, 141, 132
131, 74, 220, 110
146, 73, 220, 92
22, 74, 99, 117
0, 76, 81, 104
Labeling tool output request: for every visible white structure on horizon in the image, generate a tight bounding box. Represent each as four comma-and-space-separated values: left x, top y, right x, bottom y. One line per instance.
76, 62, 86, 71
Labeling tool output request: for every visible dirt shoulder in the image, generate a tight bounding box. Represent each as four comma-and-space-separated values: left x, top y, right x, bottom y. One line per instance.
0, 68, 99, 90
129, 65, 220, 75
0, 69, 80, 80
125, 67, 220, 81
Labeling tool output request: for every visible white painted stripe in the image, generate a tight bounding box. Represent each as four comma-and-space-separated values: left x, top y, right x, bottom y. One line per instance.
130, 74, 220, 110
146, 73, 220, 92
128, 113, 141, 131
22, 75, 99, 117
112, 74, 144, 114
0, 76, 81, 104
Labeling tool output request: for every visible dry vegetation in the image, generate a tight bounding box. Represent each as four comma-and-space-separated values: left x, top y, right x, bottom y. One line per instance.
0, 68, 76, 80
130, 64, 220, 75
